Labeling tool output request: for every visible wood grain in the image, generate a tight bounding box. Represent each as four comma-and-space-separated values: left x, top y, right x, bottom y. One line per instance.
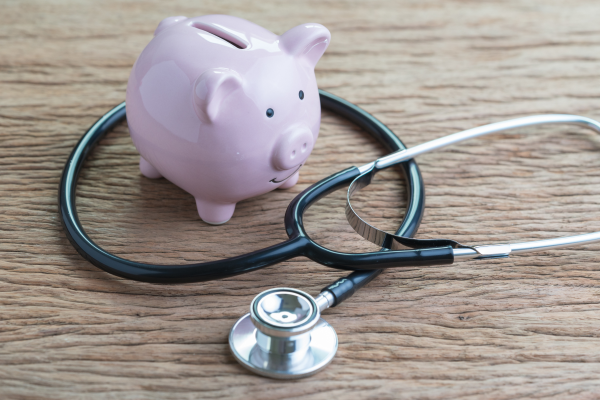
3, 0, 600, 398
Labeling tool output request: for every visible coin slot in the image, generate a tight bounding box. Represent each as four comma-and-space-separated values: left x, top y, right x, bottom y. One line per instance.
190, 22, 248, 49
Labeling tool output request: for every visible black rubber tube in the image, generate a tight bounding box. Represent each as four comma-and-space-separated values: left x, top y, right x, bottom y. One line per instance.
58, 90, 451, 287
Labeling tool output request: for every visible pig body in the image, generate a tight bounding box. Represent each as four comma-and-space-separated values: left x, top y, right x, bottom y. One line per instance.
126, 15, 330, 224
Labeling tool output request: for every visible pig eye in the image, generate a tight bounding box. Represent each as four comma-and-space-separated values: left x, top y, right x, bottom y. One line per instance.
299, 90, 304, 100
266, 108, 274, 118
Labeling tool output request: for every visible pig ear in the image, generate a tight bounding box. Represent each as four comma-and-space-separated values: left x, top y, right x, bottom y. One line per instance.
154, 16, 187, 36
193, 68, 243, 123
280, 23, 331, 68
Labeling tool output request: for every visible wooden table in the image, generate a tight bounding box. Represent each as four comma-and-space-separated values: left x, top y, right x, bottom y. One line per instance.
3, 1, 600, 398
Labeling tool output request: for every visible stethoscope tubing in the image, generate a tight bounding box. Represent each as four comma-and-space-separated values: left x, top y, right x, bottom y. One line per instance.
60, 89, 600, 309
58, 91, 429, 298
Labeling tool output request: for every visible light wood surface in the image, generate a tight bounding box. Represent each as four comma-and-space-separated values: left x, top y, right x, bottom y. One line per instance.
3, 0, 600, 398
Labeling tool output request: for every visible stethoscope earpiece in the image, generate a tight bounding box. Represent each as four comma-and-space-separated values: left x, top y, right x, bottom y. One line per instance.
229, 288, 338, 379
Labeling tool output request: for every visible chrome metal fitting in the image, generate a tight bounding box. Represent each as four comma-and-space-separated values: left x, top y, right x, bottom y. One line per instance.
229, 288, 338, 379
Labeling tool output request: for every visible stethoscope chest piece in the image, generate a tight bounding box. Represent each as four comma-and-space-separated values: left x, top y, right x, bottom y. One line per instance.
229, 288, 338, 379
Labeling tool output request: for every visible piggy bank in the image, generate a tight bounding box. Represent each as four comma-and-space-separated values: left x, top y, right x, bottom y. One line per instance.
126, 15, 331, 224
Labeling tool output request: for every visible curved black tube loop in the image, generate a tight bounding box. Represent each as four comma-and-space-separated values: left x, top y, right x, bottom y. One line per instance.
59, 91, 452, 300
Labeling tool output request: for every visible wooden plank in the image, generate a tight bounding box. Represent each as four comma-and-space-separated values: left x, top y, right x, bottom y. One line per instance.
2, 0, 600, 398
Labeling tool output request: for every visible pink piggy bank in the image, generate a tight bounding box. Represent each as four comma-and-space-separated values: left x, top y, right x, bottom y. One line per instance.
126, 15, 331, 224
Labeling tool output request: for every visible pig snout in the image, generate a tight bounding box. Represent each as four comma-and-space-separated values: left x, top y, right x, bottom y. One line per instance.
272, 127, 314, 171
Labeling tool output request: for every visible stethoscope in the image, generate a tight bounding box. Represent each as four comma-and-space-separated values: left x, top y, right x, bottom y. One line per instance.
59, 90, 600, 379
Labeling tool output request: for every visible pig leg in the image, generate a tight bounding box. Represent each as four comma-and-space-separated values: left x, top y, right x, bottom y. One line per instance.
139, 156, 162, 179
195, 198, 236, 225
277, 171, 299, 189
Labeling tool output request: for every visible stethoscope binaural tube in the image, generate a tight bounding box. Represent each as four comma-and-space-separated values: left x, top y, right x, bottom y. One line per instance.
59, 90, 427, 307
346, 114, 600, 260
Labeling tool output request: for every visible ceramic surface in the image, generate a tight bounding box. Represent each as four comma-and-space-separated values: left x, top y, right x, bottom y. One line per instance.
126, 15, 330, 224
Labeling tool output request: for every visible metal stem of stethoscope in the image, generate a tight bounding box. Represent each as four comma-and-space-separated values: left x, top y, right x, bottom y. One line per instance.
347, 114, 600, 259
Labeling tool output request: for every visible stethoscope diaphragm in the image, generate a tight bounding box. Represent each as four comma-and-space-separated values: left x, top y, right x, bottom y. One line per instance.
229, 288, 338, 379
